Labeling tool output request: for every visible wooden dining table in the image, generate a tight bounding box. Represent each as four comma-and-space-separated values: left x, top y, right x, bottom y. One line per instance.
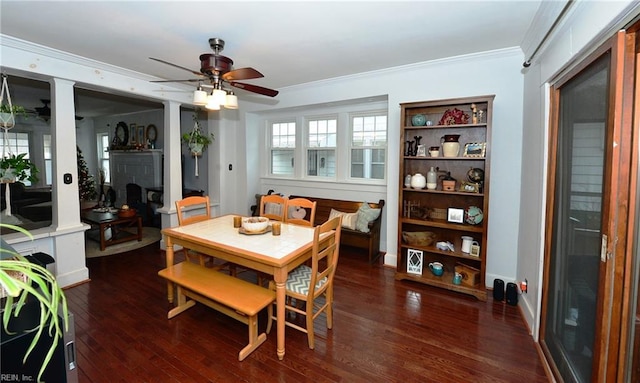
161, 214, 317, 360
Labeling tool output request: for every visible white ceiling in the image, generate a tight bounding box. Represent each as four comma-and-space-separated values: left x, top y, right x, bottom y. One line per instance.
0, 1, 542, 117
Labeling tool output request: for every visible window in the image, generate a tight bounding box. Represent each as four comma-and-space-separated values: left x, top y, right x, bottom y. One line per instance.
270, 122, 295, 176
97, 133, 110, 183
351, 113, 387, 179
2, 132, 33, 186
307, 118, 336, 177
43, 134, 52, 185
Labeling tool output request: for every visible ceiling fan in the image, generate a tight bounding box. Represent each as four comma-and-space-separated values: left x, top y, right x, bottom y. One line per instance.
150, 38, 278, 109
29, 99, 84, 122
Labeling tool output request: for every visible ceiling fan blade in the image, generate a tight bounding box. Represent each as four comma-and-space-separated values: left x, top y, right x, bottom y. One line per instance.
149, 57, 204, 76
222, 67, 264, 81
228, 81, 279, 97
151, 79, 202, 83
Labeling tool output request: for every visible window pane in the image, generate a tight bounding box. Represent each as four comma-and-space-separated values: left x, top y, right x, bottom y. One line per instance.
97, 133, 111, 183
272, 122, 295, 148
43, 134, 52, 185
308, 118, 337, 148
307, 149, 335, 177
271, 149, 294, 176
3, 132, 33, 186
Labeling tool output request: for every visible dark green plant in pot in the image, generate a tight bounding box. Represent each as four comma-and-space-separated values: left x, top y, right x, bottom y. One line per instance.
0, 153, 39, 183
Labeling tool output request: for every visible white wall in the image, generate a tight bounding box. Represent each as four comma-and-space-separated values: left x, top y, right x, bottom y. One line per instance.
518, 0, 639, 338
239, 48, 525, 286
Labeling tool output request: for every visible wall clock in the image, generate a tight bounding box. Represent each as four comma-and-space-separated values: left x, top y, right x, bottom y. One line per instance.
146, 124, 157, 142
115, 121, 128, 145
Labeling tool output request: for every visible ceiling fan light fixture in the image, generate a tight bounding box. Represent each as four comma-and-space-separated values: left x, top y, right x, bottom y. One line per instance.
193, 87, 208, 105
224, 92, 238, 109
212, 88, 227, 106
205, 94, 221, 110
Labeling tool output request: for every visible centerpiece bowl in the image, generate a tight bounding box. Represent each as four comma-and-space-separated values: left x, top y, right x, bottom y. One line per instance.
242, 217, 270, 233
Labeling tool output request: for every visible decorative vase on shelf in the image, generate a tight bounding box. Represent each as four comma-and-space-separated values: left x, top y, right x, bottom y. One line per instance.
410, 173, 426, 189
426, 167, 437, 190
404, 174, 412, 188
441, 134, 461, 157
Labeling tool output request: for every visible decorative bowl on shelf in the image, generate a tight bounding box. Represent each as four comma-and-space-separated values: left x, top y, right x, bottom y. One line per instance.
242, 217, 270, 233
402, 231, 436, 246
118, 207, 136, 218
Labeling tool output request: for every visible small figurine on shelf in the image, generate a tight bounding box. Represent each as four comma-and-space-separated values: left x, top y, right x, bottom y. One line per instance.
471, 103, 478, 124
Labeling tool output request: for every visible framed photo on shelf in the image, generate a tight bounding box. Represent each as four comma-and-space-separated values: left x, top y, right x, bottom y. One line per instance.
447, 207, 464, 223
138, 125, 145, 144
463, 142, 486, 157
129, 123, 137, 144
407, 249, 424, 275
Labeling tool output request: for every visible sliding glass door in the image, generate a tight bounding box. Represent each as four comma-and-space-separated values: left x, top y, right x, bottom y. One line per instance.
541, 29, 636, 382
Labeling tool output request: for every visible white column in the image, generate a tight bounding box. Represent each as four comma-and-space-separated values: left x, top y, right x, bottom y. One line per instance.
50, 77, 89, 286
50, 78, 80, 228
159, 100, 182, 230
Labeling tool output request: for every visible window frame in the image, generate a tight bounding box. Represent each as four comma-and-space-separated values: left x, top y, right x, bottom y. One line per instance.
305, 114, 338, 179
97, 132, 111, 184
348, 110, 388, 182
262, 100, 388, 186
268, 120, 297, 177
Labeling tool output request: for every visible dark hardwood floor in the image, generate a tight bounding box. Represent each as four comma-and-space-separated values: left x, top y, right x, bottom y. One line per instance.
66, 243, 549, 382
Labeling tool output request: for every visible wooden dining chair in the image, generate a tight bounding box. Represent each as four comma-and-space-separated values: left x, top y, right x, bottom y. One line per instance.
259, 194, 287, 221
266, 215, 342, 349
175, 196, 217, 267
285, 197, 317, 227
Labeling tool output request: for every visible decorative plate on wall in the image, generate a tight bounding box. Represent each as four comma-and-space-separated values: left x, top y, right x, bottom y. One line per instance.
115, 121, 128, 146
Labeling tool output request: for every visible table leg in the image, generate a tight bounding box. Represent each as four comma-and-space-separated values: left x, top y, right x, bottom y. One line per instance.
166, 236, 175, 303
136, 216, 142, 241
274, 268, 287, 360
99, 222, 107, 251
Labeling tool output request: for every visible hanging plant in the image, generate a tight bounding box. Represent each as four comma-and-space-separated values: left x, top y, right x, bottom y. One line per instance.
181, 116, 214, 156
1, 75, 28, 129
0, 153, 39, 184
0, 104, 27, 129
181, 114, 214, 176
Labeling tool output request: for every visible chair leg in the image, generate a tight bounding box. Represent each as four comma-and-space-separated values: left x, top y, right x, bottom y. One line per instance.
326, 290, 333, 330
306, 300, 315, 349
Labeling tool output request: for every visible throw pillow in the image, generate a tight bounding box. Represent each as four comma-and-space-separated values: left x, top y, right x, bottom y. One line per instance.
328, 208, 358, 230
356, 202, 381, 233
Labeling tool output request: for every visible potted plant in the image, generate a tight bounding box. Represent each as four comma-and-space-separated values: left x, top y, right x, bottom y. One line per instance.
1, 224, 68, 382
0, 153, 39, 183
181, 115, 214, 156
0, 104, 28, 128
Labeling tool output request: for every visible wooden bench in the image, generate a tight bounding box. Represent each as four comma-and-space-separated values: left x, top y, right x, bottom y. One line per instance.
290, 195, 384, 264
158, 261, 275, 361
